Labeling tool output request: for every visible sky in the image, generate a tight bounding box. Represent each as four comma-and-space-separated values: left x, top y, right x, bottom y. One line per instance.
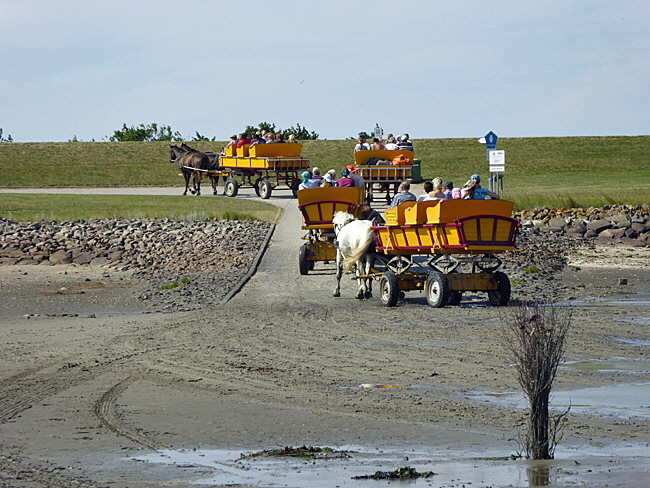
1, 0, 648, 142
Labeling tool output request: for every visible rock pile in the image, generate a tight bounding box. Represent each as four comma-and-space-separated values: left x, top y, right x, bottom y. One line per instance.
0, 218, 272, 311
514, 204, 650, 248
0, 218, 271, 271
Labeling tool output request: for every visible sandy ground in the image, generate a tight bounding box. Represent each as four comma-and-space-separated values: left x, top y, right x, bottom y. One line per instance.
1, 187, 649, 487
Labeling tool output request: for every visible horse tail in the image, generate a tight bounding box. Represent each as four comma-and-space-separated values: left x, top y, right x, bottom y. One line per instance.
342, 224, 373, 272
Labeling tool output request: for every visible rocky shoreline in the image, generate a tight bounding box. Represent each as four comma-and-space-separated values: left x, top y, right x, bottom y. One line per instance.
1, 204, 649, 310
0, 217, 272, 311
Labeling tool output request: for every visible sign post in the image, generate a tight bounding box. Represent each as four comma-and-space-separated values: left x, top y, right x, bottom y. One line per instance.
488, 149, 505, 196
479, 132, 503, 196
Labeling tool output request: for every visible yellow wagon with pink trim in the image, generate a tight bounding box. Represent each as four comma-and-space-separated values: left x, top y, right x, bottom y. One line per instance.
372, 199, 520, 307
297, 187, 365, 275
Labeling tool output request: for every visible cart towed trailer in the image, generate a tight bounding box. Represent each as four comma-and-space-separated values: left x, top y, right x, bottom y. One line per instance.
218, 143, 310, 199
371, 199, 520, 307
353, 149, 415, 203
297, 187, 365, 275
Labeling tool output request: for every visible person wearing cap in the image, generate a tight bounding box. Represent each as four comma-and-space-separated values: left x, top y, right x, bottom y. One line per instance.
298, 171, 320, 191
336, 167, 356, 187
397, 134, 413, 151
462, 174, 500, 200
321, 173, 336, 187
344, 165, 365, 189
225, 134, 237, 150
388, 181, 417, 209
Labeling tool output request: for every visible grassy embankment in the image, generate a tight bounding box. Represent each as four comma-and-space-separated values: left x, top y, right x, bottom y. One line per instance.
0, 136, 648, 221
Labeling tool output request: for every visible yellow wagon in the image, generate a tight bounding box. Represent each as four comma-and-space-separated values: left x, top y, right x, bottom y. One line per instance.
372, 199, 520, 307
353, 149, 414, 203
297, 187, 365, 274
217, 143, 310, 199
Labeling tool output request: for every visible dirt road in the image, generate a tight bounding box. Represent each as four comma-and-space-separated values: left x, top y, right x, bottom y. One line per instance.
1, 188, 649, 487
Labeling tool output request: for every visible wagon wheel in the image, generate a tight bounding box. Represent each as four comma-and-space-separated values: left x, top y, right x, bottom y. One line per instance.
448, 290, 463, 306
379, 271, 400, 307
425, 271, 449, 308
299, 244, 310, 275
488, 271, 511, 306
258, 178, 272, 199
224, 178, 239, 198
291, 179, 301, 198
253, 178, 262, 197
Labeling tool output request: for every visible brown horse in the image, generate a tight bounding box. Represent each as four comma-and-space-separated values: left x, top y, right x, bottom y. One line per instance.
179, 143, 221, 195
169, 145, 212, 195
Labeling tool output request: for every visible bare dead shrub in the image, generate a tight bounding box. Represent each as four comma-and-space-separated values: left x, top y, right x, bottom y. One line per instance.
502, 302, 571, 459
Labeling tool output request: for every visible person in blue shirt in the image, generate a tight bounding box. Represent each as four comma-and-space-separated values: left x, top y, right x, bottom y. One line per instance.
388, 181, 417, 209
462, 175, 500, 200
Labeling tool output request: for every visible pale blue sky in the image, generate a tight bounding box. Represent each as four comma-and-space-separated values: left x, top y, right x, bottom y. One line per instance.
1, 0, 648, 142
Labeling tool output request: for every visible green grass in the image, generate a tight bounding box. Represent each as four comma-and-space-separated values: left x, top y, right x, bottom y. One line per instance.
157, 276, 191, 291
0, 194, 280, 223
1, 136, 649, 210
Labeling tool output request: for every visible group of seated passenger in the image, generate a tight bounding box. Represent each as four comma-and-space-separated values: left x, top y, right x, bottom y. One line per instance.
297, 166, 366, 190
354, 133, 413, 152
223, 131, 297, 151
389, 174, 499, 209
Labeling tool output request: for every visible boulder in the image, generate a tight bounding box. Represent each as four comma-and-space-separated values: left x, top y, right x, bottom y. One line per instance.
72, 251, 95, 265
49, 251, 72, 265
586, 219, 612, 233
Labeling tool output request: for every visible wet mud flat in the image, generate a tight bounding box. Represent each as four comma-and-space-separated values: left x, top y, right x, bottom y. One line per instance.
0, 246, 650, 487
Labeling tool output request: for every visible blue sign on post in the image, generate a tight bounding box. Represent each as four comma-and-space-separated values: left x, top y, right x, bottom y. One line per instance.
485, 131, 498, 150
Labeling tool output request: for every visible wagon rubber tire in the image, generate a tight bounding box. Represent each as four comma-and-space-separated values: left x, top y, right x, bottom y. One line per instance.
253, 178, 262, 197
224, 178, 239, 198
379, 271, 400, 307
426, 271, 450, 308
259, 179, 272, 199
488, 271, 511, 306
447, 271, 462, 306
448, 290, 463, 306
299, 245, 309, 275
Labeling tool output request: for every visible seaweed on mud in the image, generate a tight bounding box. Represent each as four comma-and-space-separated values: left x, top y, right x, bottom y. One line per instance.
352, 466, 437, 480
241, 445, 352, 460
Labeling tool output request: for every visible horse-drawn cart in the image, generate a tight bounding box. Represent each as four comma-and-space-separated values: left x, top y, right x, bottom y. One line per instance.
372, 199, 520, 307
218, 143, 310, 199
297, 187, 365, 275
353, 149, 415, 203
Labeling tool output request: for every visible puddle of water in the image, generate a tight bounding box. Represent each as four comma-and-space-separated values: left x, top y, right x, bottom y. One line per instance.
469, 382, 650, 419
561, 297, 650, 307
615, 337, 650, 346
561, 357, 650, 374
351, 340, 471, 348
133, 444, 650, 487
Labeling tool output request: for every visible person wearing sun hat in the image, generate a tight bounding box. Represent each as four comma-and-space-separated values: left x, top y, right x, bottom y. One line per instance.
462, 174, 499, 199
298, 171, 318, 190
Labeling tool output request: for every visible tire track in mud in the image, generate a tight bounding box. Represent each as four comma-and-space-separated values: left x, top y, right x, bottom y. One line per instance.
0, 339, 171, 487
93, 377, 167, 451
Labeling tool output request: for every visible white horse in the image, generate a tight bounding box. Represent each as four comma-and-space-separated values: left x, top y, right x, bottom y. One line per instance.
332, 211, 375, 299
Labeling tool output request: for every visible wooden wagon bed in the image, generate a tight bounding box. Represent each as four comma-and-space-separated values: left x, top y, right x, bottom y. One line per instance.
374, 199, 519, 255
